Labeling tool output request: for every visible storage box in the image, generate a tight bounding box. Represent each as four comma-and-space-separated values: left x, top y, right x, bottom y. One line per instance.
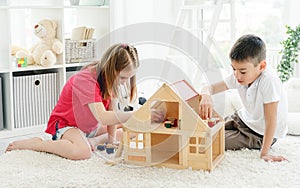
0, 77, 4, 130
65, 39, 96, 63
66, 67, 82, 80
13, 71, 59, 129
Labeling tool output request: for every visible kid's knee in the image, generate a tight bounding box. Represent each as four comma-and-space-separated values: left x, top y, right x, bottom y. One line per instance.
70, 147, 92, 160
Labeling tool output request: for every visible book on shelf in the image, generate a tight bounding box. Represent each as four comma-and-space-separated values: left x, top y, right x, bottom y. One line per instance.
71, 26, 95, 40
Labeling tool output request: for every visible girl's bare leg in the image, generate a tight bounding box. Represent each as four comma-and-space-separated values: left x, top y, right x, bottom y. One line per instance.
5, 128, 92, 160
6, 137, 43, 152
107, 124, 117, 143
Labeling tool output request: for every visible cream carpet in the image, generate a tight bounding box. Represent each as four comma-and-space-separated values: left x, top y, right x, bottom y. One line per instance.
0, 136, 299, 188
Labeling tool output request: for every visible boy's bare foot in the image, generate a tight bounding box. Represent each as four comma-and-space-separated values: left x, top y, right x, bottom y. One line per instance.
5, 137, 43, 153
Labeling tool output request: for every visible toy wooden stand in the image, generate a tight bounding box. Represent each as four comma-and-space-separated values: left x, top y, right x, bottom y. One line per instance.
118, 80, 225, 171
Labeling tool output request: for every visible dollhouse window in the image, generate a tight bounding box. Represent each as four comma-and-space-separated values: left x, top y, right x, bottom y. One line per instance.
129, 133, 144, 150
189, 136, 206, 154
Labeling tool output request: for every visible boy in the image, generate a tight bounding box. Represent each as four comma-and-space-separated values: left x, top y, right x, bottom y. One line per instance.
199, 34, 288, 162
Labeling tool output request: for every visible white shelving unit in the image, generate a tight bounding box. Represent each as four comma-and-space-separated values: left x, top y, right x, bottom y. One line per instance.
0, 0, 111, 138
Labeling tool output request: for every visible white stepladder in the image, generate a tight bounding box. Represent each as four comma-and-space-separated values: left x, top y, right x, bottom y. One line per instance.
163, 0, 236, 89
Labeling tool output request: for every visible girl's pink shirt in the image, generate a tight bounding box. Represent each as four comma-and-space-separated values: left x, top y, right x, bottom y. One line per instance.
45, 69, 110, 135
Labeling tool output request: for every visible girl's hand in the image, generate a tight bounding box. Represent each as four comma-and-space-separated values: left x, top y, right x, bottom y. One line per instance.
199, 94, 213, 120
261, 154, 288, 162
151, 109, 165, 123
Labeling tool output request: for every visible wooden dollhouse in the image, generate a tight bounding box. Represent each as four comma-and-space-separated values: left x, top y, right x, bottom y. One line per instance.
121, 80, 225, 171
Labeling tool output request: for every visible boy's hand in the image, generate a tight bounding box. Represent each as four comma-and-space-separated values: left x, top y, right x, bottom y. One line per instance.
261, 154, 288, 162
199, 94, 213, 120
150, 109, 165, 123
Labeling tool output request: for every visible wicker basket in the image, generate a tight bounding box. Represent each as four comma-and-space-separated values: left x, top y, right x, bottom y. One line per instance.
65, 39, 96, 63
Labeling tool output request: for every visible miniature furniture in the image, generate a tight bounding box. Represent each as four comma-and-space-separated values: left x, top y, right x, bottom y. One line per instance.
121, 80, 225, 171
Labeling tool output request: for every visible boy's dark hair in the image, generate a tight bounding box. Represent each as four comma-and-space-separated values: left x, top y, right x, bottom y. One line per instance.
229, 34, 266, 66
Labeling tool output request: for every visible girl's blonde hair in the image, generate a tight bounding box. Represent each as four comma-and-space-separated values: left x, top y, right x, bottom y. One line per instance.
83, 43, 139, 103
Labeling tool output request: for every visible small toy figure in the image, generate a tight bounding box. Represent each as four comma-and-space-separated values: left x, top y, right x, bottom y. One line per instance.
106, 144, 115, 154
164, 120, 172, 128
164, 117, 178, 128
97, 143, 106, 151
97, 143, 118, 154
207, 117, 220, 127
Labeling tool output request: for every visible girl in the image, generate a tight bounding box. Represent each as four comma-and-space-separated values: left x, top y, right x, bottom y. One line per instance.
6, 43, 164, 160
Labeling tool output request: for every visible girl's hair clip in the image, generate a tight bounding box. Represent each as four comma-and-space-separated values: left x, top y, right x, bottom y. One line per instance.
121, 43, 128, 48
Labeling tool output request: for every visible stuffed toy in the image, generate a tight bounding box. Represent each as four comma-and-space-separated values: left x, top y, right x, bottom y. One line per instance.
16, 19, 63, 67
11, 45, 28, 56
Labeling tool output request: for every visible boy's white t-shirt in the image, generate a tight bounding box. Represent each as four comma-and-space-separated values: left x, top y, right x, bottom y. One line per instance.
224, 66, 288, 138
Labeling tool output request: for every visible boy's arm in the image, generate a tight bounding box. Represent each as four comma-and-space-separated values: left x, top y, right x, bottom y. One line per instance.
261, 102, 287, 162
199, 81, 228, 119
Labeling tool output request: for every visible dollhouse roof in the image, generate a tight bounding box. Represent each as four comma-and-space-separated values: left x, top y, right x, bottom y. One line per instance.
124, 80, 208, 133
170, 80, 199, 101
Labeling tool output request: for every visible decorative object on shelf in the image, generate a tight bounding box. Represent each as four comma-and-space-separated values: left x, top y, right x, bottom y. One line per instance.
65, 39, 96, 63
16, 57, 27, 67
70, 0, 80, 6
15, 19, 63, 67
277, 24, 300, 82
11, 45, 28, 67
11, 45, 28, 57
65, 26, 95, 63
71, 26, 95, 40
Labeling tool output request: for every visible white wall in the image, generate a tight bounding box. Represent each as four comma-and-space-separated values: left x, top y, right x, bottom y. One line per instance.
284, 0, 300, 28
110, 0, 182, 30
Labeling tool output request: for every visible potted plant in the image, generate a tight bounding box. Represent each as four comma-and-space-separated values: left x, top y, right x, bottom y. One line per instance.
277, 24, 300, 82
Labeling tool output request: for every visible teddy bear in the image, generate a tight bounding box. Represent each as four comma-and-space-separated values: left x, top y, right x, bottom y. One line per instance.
16, 19, 63, 67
